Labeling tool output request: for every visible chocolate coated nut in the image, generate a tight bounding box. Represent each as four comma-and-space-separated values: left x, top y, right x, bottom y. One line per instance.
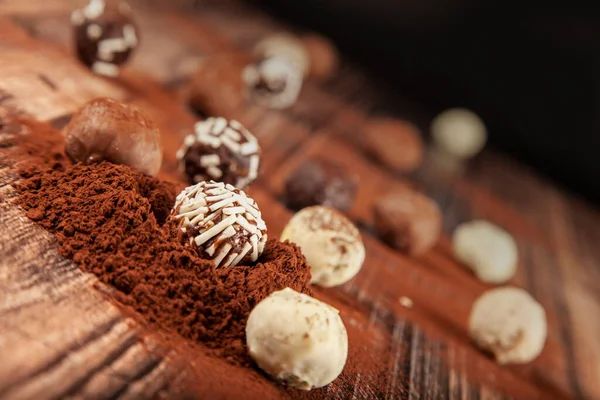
64, 97, 162, 176
301, 34, 339, 80
363, 117, 424, 173
373, 187, 441, 255
284, 158, 357, 212
188, 54, 248, 118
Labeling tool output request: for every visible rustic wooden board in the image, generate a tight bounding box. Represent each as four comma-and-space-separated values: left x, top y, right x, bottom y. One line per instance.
0, 2, 599, 399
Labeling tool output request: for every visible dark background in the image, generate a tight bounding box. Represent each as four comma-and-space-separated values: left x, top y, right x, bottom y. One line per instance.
254, 0, 600, 203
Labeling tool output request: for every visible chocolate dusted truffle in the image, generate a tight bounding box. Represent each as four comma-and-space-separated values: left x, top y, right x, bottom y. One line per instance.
301, 34, 339, 81
284, 158, 357, 212
373, 187, 441, 255
71, 0, 138, 77
171, 181, 267, 268
188, 54, 249, 118
177, 117, 261, 189
242, 56, 303, 109
363, 117, 424, 173
281, 206, 365, 287
64, 97, 162, 176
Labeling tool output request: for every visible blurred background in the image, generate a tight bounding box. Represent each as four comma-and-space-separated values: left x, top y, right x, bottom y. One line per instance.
253, 0, 600, 203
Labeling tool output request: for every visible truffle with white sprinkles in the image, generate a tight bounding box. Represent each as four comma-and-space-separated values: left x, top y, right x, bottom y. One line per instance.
71, 0, 139, 77
242, 56, 304, 109
177, 117, 261, 189
171, 181, 267, 268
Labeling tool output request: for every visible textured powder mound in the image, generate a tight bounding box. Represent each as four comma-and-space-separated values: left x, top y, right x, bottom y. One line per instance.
16, 152, 312, 367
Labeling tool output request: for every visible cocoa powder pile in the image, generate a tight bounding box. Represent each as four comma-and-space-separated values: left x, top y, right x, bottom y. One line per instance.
13, 120, 312, 367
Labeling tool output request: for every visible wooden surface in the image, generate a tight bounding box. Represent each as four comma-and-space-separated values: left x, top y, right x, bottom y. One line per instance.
0, 1, 599, 399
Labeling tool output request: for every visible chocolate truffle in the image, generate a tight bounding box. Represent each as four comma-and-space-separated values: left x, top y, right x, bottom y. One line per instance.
284, 159, 357, 212
373, 187, 441, 255
246, 288, 348, 390
301, 34, 339, 80
281, 206, 365, 287
177, 117, 261, 189
242, 56, 303, 109
470, 287, 547, 364
431, 108, 487, 160
188, 54, 248, 118
363, 117, 424, 173
171, 181, 267, 268
64, 97, 162, 176
71, 0, 138, 77
453, 220, 518, 284
253, 33, 309, 78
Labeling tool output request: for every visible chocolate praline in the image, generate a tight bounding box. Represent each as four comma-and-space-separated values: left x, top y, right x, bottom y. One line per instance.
284, 158, 357, 212
71, 0, 138, 77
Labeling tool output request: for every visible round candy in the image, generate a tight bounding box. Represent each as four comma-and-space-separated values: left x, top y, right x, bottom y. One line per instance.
301, 34, 339, 80
246, 288, 348, 390
469, 287, 547, 364
431, 108, 487, 160
177, 117, 261, 190
64, 97, 162, 176
281, 206, 365, 287
453, 220, 518, 284
284, 158, 357, 213
242, 56, 303, 109
71, 0, 139, 77
171, 181, 267, 268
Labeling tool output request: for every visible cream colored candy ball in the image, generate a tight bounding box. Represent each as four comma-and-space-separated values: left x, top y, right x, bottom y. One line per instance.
281, 206, 365, 287
453, 220, 517, 284
431, 108, 487, 159
469, 287, 547, 364
246, 288, 348, 390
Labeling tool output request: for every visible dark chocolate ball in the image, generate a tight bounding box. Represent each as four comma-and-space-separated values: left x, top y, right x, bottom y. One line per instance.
284, 159, 357, 212
71, 0, 138, 77
177, 117, 261, 190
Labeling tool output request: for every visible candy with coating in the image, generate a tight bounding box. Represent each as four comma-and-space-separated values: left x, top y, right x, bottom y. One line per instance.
281, 206, 364, 287
71, 0, 138, 77
246, 288, 348, 390
171, 181, 267, 268
64, 97, 162, 176
177, 117, 261, 190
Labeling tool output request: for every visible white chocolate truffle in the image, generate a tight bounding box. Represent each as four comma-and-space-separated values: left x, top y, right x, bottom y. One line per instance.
431, 108, 487, 159
469, 287, 547, 364
453, 220, 518, 284
242, 56, 303, 109
246, 288, 348, 390
171, 181, 267, 268
253, 33, 309, 77
281, 206, 365, 287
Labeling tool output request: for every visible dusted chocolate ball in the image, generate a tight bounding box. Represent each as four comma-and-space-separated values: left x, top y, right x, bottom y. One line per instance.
64, 97, 162, 176
301, 34, 339, 80
177, 117, 261, 189
373, 187, 441, 255
242, 56, 303, 109
284, 159, 357, 212
171, 181, 267, 268
281, 206, 365, 287
71, 0, 138, 77
189, 54, 249, 118
363, 117, 424, 173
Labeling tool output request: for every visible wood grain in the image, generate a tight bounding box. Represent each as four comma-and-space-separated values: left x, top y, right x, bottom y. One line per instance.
0, 2, 598, 399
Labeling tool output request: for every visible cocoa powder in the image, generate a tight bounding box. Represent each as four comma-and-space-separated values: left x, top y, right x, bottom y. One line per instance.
14, 125, 312, 367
